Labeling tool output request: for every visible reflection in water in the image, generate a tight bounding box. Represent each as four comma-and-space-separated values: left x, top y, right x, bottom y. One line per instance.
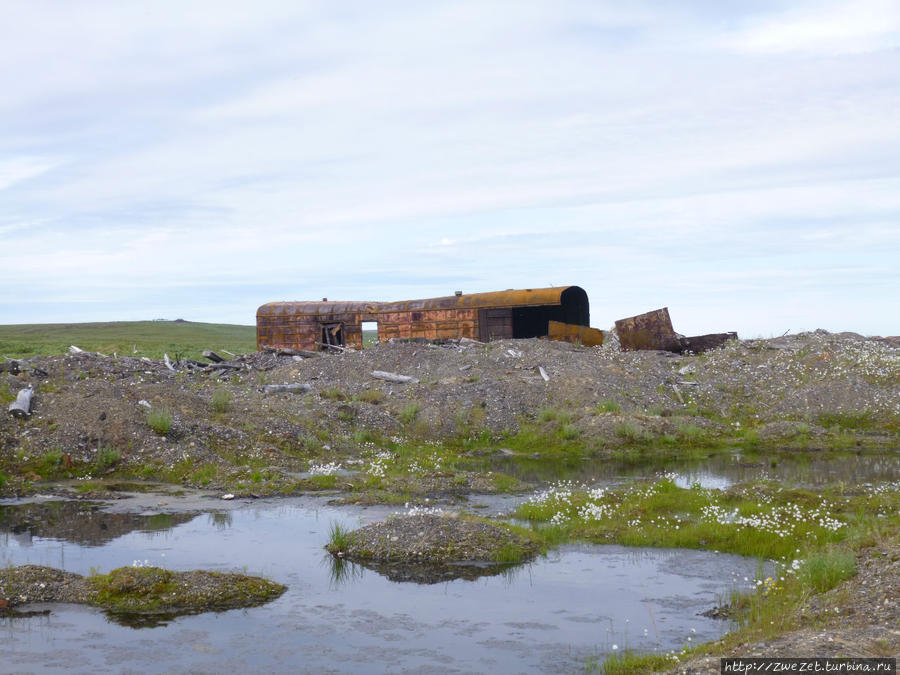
325, 554, 366, 587
478, 448, 900, 488
208, 512, 232, 529
0, 501, 194, 547
103, 610, 180, 629
326, 553, 526, 585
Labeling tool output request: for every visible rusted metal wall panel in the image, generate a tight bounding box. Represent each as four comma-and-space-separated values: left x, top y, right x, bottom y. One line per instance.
256, 286, 591, 351
478, 309, 513, 342
548, 321, 604, 347
614, 308, 682, 352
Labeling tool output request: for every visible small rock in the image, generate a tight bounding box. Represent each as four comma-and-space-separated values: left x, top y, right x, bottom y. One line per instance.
221, 493, 235, 500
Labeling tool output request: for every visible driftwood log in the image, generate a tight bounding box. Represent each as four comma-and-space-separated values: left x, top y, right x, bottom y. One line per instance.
371, 370, 419, 384
8, 388, 34, 418
261, 383, 312, 395
262, 346, 318, 358
209, 362, 241, 371
202, 350, 225, 363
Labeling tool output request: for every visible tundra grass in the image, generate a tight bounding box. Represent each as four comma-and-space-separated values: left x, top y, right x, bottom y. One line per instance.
88, 566, 285, 614
512, 476, 900, 672
0, 320, 256, 360
513, 476, 864, 560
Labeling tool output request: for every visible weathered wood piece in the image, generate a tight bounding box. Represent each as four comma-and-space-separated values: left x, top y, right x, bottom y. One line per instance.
316, 342, 354, 353
538, 366, 550, 382
261, 383, 312, 395
203, 350, 225, 363
371, 370, 420, 384
207, 362, 241, 371
262, 346, 318, 358
163, 353, 175, 372
8, 388, 34, 418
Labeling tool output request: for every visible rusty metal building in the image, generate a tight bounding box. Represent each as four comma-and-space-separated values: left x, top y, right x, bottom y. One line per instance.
257, 286, 601, 351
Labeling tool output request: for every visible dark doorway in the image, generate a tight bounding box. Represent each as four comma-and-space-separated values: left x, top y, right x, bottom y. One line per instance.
320, 323, 344, 349
511, 286, 590, 338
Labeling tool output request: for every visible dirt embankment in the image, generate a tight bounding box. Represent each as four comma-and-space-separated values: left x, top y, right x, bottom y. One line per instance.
1, 330, 898, 495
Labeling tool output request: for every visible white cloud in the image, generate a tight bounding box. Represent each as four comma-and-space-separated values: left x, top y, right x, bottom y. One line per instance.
724, 0, 900, 54
0, 2, 898, 334
0, 157, 59, 191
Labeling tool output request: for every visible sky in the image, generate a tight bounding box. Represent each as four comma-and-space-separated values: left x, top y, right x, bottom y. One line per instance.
1, 0, 899, 337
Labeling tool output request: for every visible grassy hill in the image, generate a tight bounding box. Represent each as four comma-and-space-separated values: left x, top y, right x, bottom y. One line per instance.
0, 321, 257, 361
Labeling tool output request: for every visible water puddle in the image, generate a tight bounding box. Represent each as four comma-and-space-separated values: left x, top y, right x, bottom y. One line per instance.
481, 448, 900, 489
0, 496, 765, 673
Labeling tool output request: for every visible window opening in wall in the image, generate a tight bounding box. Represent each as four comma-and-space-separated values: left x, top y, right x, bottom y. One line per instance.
361, 321, 378, 348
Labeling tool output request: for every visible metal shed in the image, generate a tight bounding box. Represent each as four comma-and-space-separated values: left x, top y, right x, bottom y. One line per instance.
256, 286, 600, 351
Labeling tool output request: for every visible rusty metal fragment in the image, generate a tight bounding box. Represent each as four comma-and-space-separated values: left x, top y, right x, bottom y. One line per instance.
680, 332, 738, 354
548, 321, 604, 347
614, 308, 682, 352
615, 308, 737, 354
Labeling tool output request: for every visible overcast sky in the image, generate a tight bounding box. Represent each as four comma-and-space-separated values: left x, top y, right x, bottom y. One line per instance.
2, 1, 898, 337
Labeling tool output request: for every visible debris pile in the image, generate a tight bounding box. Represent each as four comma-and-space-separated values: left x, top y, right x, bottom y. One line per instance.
614, 307, 737, 354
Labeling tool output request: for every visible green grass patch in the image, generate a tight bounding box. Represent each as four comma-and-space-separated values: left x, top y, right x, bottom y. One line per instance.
614, 421, 649, 444
594, 649, 675, 674
798, 548, 856, 592
190, 463, 218, 486
595, 400, 622, 414
398, 402, 421, 425
95, 446, 121, 471
491, 542, 528, 564
675, 422, 711, 446
0, 381, 14, 404
817, 411, 876, 431
327, 522, 354, 552
0, 321, 256, 360
210, 388, 232, 413
310, 474, 338, 489
319, 388, 347, 401
147, 408, 173, 435
355, 389, 385, 404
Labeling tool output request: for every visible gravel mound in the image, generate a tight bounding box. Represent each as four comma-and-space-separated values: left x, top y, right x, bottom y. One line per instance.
1, 330, 897, 495
329, 513, 539, 564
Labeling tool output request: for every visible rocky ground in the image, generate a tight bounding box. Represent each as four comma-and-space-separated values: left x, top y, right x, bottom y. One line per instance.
1, 330, 897, 498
